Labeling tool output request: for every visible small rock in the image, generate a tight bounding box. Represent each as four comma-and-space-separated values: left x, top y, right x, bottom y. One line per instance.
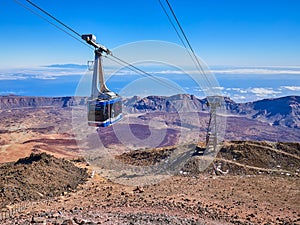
62, 219, 74, 225
133, 186, 144, 193
73, 217, 83, 224
53, 218, 65, 225
31, 216, 46, 224
53, 212, 60, 218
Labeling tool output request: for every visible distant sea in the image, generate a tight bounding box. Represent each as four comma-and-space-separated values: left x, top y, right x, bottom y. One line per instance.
1, 65, 299, 103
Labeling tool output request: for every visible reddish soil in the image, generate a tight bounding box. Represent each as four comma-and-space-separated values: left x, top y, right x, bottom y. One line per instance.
0, 153, 88, 208
0, 108, 78, 163
0, 106, 299, 224
0, 141, 299, 225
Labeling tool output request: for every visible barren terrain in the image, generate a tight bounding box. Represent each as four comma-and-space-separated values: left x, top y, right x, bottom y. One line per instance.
0, 144, 299, 224
0, 107, 77, 163
0, 98, 299, 224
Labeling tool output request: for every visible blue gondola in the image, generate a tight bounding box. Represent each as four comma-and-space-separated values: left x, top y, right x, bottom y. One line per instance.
87, 93, 122, 127
82, 34, 122, 127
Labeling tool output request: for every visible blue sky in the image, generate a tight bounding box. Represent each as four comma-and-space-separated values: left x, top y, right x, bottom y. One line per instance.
0, 0, 300, 101
1, 0, 300, 67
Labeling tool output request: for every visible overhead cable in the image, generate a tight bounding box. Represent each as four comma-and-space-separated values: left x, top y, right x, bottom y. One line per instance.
158, 0, 212, 87
26, 0, 82, 38
12, 0, 187, 93
106, 55, 184, 93
12, 0, 93, 50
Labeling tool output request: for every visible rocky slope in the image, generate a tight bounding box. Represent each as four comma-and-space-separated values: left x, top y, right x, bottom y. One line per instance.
0, 153, 88, 208
1, 141, 299, 225
1, 94, 299, 129
0, 94, 299, 224
226, 96, 300, 129
118, 141, 300, 177
0, 96, 86, 110
123, 95, 300, 129
123, 94, 207, 113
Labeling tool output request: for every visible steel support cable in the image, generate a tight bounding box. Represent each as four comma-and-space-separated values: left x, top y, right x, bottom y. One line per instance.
111, 55, 183, 92
165, 0, 209, 75
12, 0, 186, 93
12, 0, 93, 50
106, 55, 184, 93
26, 0, 82, 38
158, 0, 200, 77
158, 0, 188, 51
165, 0, 213, 87
159, 0, 213, 88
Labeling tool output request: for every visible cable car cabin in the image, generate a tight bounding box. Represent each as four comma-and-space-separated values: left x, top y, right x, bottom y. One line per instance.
87, 92, 122, 127
81, 34, 122, 127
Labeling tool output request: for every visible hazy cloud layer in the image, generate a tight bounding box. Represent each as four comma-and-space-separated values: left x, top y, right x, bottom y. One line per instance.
0, 65, 299, 102
211, 67, 300, 75
281, 86, 300, 91
1, 65, 300, 80
0, 65, 86, 81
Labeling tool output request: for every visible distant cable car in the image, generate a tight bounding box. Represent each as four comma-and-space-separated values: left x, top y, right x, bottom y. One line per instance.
82, 34, 122, 127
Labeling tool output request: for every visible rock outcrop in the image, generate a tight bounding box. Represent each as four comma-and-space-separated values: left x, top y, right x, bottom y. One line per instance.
0, 96, 86, 110
123, 95, 300, 129
1, 94, 299, 129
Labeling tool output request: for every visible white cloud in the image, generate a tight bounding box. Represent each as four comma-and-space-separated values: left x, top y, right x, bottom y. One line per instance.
152, 70, 186, 75
0, 65, 86, 81
250, 88, 281, 97
281, 86, 300, 91
1, 64, 300, 81
112, 66, 300, 76
0, 90, 26, 95
211, 67, 300, 75
0, 74, 27, 80
212, 86, 224, 90
231, 94, 247, 102
3, 65, 299, 81
105, 69, 142, 76
226, 87, 248, 94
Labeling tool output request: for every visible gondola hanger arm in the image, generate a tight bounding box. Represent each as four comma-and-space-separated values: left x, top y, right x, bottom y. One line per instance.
81, 34, 112, 55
